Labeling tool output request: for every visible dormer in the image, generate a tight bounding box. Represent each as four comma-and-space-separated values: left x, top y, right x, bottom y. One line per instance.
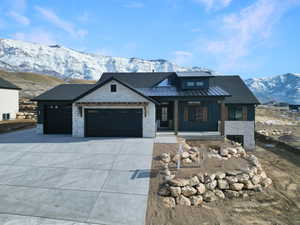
176, 71, 214, 90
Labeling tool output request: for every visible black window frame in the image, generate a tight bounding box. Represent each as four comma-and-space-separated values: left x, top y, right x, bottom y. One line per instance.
110, 84, 117, 92
228, 105, 243, 121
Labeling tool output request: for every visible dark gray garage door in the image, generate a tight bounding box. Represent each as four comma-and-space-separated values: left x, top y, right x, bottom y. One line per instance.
44, 105, 72, 134
85, 109, 143, 137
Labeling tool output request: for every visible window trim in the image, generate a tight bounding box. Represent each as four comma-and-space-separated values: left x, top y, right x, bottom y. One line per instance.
110, 84, 117, 92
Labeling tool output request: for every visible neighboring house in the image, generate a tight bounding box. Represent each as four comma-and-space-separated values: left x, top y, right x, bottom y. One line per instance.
0, 77, 21, 121
289, 104, 300, 112
32, 72, 260, 149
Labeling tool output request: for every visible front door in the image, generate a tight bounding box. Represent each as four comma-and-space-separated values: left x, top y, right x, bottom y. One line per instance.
160, 106, 169, 128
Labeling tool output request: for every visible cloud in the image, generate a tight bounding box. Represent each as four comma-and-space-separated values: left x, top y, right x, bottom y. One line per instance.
123, 1, 145, 8
8, 11, 30, 25
12, 29, 56, 45
199, 0, 300, 71
35, 6, 88, 39
172, 51, 193, 65
194, 0, 232, 11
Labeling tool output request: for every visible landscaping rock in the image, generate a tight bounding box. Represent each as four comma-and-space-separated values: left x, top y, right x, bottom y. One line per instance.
226, 170, 242, 176
244, 180, 255, 190
204, 174, 216, 184
189, 176, 200, 186
176, 195, 191, 206
226, 176, 238, 184
230, 183, 244, 191
214, 190, 225, 199
162, 197, 176, 208
181, 151, 190, 159
170, 186, 181, 197
190, 153, 199, 161
227, 147, 237, 155
172, 154, 180, 162
161, 153, 171, 163
197, 173, 205, 183
206, 180, 217, 190
220, 148, 229, 156
224, 190, 240, 198
190, 195, 203, 206
182, 158, 192, 164
203, 191, 217, 202
236, 173, 250, 183
169, 178, 189, 187
196, 183, 206, 194
158, 186, 170, 196
215, 172, 226, 180
182, 186, 197, 197
218, 179, 229, 190
252, 175, 261, 185
261, 178, 272, 187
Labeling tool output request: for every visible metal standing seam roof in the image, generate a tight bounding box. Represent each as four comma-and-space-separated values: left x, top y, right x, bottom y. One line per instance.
0, 77, 21, 90
137, 86, 230, 97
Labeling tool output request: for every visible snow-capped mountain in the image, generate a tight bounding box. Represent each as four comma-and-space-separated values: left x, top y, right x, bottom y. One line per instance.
245, 73, 300, 104
0, 38, 206, 80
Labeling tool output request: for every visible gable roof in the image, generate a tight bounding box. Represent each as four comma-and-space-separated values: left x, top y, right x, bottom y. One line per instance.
74, 77, 159, 105
210, 76, 260, 104
0, 77, 21, 90
98, 72, 175, 88
32, 84, 94, 101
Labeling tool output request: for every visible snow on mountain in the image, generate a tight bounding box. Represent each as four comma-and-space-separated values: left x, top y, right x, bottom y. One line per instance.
0, 38, 206, 80
245, 73, 300, 104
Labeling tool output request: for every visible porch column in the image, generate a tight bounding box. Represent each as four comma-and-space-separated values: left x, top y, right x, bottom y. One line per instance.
220, 100, 225, 136
174, 100, 179, 135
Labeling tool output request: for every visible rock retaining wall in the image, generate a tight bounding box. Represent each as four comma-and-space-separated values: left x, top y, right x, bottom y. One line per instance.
158, 141, 272, 208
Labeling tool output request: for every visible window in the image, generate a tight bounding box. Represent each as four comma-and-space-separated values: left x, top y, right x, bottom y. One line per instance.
186, 81, 195, 87
111, 84, 117, 92
196, 81, 204, 87
184, 106, 208, 122
157, 78, 171, 87
2, 113, 10, 120
228, 105, 243, 120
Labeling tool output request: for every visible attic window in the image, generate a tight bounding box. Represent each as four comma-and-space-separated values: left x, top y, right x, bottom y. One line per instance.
111, 84, 117, 92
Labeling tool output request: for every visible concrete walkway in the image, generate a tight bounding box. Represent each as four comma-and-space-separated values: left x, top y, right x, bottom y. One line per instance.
0, 129, 154, 225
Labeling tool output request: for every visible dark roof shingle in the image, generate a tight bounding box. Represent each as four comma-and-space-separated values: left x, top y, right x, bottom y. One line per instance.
32, 84, 94, 101
0, 77, 21, 90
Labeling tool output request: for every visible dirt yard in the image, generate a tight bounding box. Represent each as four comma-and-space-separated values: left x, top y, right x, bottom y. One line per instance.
146, 141, 300, 225
0, 119, 36, 134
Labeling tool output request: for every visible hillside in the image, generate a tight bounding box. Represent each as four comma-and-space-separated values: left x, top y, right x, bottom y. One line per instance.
0, 70, 95, 98
245, 73, 300, 104
0, 38, 206, 81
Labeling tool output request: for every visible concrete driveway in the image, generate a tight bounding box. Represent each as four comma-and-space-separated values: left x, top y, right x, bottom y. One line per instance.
0, 128, 154, 225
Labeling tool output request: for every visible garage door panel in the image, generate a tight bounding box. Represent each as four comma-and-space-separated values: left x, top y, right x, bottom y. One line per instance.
44, 105, 72, 134
85, 109, 142, 137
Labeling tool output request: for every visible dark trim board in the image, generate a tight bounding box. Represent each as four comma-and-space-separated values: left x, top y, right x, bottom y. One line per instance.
84, 108, 143, 137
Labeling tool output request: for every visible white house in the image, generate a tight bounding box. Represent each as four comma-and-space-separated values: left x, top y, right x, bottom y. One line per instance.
0, 77, 21, 121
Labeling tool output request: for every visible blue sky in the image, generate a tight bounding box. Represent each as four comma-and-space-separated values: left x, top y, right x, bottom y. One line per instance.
0, 0, 300, 78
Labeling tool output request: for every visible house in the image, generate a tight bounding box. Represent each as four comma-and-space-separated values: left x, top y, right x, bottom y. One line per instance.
32, 72, 259, 149
289, 104, 300, 112
0, 77, 21, 121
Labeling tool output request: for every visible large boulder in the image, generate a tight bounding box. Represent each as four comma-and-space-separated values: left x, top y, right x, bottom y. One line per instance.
169, 178, 189, 187
197, 173, 205, 183
220, 148, 229, 156
195, 183, 206, 194
214, 190, 225, 199
244, 180, 255, 190
189, 176, 200, 186
176, 195, 191, 206
170, 186, 181, 197
226, 176, 238, 184
161, 153, 171, 163
218, 179, 229, 190
251, 175, 261, 185
261, 178, 272, 187
182, 186, 197, 197
181, 151, 190, 159
203, 191, 217, 202
182, 158, 192, 164
162, 197, 176, 208
215, 172, 226, 180
206, 180, 217, 190
230, 183, 244, 191
190, 195, 203, 206
236, 173, 250, 184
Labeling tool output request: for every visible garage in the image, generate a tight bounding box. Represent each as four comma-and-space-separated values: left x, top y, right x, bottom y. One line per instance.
44, 104, 72, 134
85, 108, 143, 137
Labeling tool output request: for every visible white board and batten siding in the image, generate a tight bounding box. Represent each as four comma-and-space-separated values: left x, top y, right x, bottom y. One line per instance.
0, 88, 19, 121
72, 80, 156, 138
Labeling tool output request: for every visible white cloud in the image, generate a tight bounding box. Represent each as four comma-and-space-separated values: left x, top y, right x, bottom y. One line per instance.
35, 6, 88, 39
12, 29, 56, 45
123, 1, 145, 8
199, 0, 300, 71
172, 51, 193, 65
8, 11, 30, 25
194, 0, 232, 11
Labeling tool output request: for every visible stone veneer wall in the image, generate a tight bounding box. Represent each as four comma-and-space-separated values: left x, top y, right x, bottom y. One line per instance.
224, 121, 255, 150
72, 80, 156, 138
36, 123, 43, 134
